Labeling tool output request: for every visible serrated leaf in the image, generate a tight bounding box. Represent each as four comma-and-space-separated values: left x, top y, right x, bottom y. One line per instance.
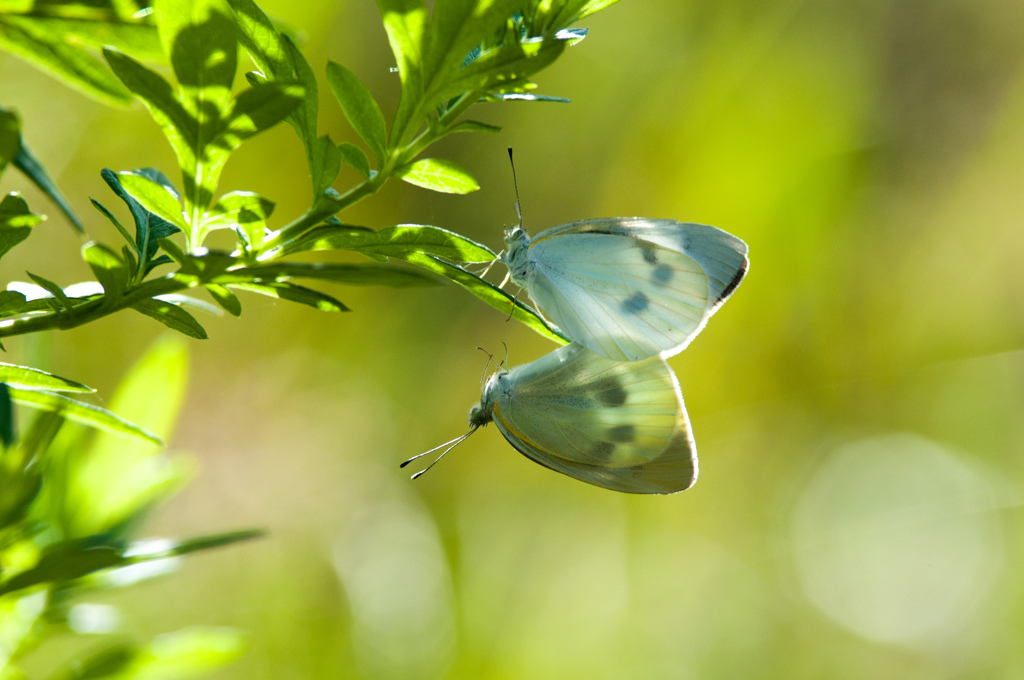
278, 223, 495, 263
0, 363, 93, 393
326, 61, 387, 162
226, 282, 348, 312
8, 388, 162, 444
406, 253, 568, 344
130, 298, 208, 339
395, 158, 479, 193
337, 142, 370, 178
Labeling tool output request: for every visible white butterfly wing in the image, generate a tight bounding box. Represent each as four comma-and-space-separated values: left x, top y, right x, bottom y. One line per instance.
491, 343, 697, 494
526, 218, 748, 361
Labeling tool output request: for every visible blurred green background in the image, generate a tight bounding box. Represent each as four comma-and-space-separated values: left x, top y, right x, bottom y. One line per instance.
4, 0, 1024, 677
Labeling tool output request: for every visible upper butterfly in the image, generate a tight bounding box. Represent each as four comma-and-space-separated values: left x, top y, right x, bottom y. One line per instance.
502, 218, 749, 361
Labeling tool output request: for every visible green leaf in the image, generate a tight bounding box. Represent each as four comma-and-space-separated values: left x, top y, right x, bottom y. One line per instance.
204, 191, 274, 251
311, 135, 343, 193
81, 242, 130, 298
0, 383, 13, 449
229, 0, 322, 174
407, 253, 568, 344
101, 168, 181, 276
26, 272, 71, 311
225, 262, 439, 288
130, 298, 208, 339
222, 81, 305, 142
278, 223, 495, 263
91, 198, 136, 250
8, 388, 162, 444
13, 138, 83, 232
226, 282, 348, 312
50, 627, 246, 680
0, 193, 43, 260
0, 108, 18, 175
442, 37, 566, 99
0, 363, 93, 393
326, 61, 387, 163
114, 171, 187, 231
167, 8, 237, 117
446, 119, 501, 134
204, 284, 241, 316
337, 142, 370, 178
0, 14, 133, 105
57, 336, 191, 538
395, 158, 479, 193
378, 0, 428, 143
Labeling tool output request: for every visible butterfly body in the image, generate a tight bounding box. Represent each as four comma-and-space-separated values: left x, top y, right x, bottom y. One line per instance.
502, 218, 749, 361
469, 342, 697, 494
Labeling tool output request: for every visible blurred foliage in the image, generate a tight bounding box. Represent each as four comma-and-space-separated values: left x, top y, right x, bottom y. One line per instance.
0, 337, 256, 679
1, 0, 1022, 678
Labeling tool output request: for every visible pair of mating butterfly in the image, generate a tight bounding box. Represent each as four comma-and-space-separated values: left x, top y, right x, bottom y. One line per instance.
404, 210, 749, 495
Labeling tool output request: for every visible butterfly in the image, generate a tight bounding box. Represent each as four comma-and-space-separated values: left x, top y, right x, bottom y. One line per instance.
404, 342, 697, 494
501, 218, 749, 361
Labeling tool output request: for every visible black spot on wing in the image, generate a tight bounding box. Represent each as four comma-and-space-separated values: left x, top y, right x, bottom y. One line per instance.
592, 376, 627, 407
637, 241, 658, 264
608, 425, 635, 442
653, 263, 673, 286
622, 291, 650, 315
715, 258, 748, 305
592, 440, 615, 461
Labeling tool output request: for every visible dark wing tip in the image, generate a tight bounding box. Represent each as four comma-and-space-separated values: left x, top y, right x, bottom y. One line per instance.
715, 256, 749, 306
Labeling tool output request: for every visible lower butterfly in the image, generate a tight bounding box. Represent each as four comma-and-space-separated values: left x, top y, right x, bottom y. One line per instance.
404, 342, 697, 494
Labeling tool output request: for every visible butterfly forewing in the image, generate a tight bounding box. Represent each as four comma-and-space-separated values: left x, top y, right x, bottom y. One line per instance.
491, 343, 697, 494
523, 218, 748, 361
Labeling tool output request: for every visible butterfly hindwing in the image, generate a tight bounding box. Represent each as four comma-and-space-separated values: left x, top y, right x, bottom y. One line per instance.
490, 343, 697, 494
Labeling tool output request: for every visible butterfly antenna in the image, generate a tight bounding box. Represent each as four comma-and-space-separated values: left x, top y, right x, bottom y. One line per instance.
405, 428, 478, 479
477, 347, 497, 386
501, 341, 509, 369
507, 147, 523, 230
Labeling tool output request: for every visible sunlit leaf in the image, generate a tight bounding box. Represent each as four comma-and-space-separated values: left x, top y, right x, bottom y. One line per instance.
224, 262, 439, 288
276, 223, 495, 263
326, 61, 387, 163
0, 363, 93, 393
226, 282, 348, 312
395, 158, 479, 193
130, 298, 208, 339
8, 389, 162, 444
0, 14, 133, 105
0, 193, 43, 260
81, 242, 130, 298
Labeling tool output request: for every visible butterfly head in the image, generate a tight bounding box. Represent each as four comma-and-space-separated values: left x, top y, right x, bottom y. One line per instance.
502, 227, 531, 286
